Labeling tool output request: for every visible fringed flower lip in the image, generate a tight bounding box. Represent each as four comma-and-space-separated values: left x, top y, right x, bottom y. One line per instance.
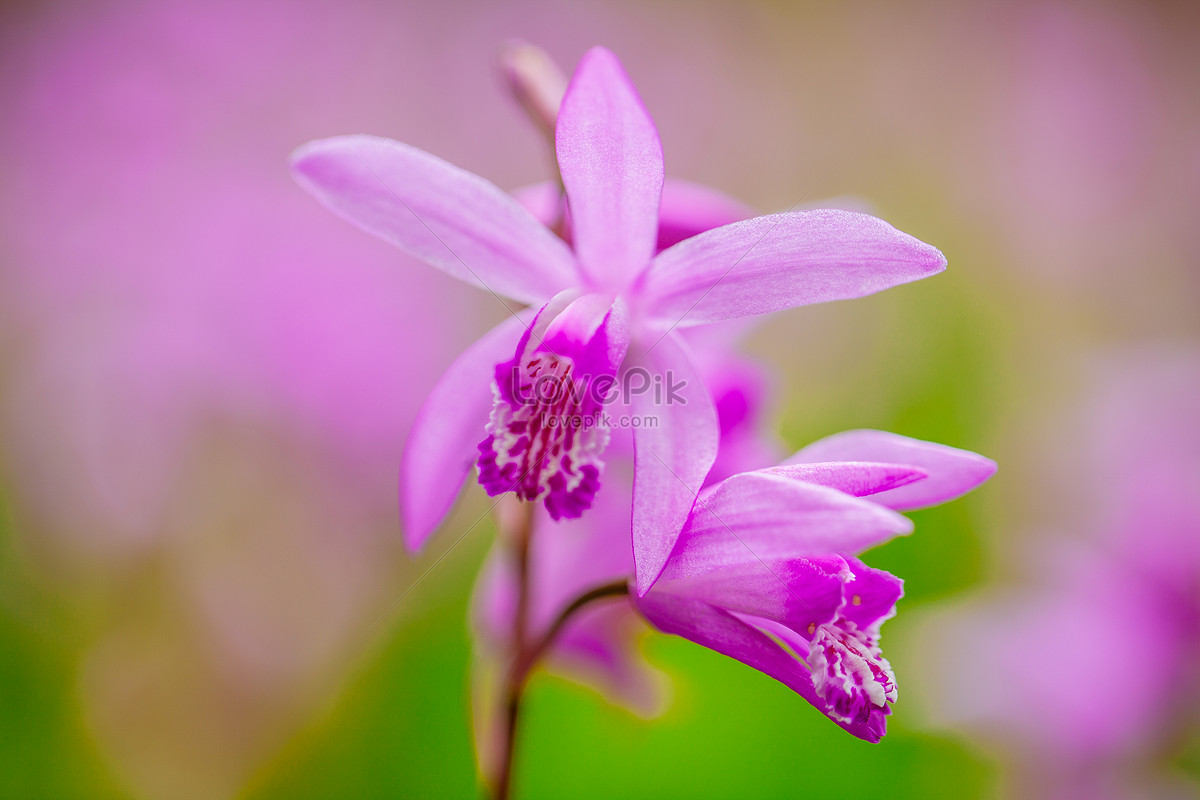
291, 47, 948, 595
477, 291, 627, 521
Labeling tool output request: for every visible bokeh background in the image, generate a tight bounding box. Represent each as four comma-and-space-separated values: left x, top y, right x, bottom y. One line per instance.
1, 0, 1197, 797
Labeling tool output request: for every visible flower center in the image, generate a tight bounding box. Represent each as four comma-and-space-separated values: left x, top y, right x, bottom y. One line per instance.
808, 616, 897, 724
477, 353, 609, 520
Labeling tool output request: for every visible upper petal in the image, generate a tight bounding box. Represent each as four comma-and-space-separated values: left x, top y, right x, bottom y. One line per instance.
629, 333, 718, 596
556, 47, 663, 290
660, 473, 913, 582
401, 313, 531, 550
292, 135, 580, 305
785, 429, 997, 511
640, 209, 946, 327
762, 461, 929, 498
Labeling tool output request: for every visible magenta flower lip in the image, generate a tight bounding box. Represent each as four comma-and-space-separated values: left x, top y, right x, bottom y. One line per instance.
477, 292, 625, 520
292, 46, 948, 595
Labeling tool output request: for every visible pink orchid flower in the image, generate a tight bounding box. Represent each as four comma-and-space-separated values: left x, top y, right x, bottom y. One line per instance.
635, 430, 996, 741
291, 46, 947, 594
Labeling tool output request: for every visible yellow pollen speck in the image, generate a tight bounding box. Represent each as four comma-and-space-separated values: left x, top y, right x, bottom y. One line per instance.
851, 595, 862, 606
807, 622, 816, 635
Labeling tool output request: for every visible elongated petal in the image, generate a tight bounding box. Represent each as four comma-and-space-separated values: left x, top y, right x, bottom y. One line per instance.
660, 473, 912, 582
292, 135, 579, 305
401, 314, 531, 550
786, 429, 997, 511
641, 209, 946, 327
635, 592, 887, 742
629, 333, 718, 595
556, 47, 663, 289
762, 461, 928, 498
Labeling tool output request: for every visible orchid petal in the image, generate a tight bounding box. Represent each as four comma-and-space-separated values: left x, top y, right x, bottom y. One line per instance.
401, 313, 531, 550
292, 135, 579, 305
556, 47, 663, 289
660, 473, 912, 582
786, 429, 997, 511
629, 333, 718, 596
635, 592, 887, 742
641, 209, 946, 327
761, 461, 928, 498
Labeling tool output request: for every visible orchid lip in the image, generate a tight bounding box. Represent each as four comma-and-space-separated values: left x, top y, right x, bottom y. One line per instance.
808, 616, 897, 725
476, 291, 627, 521
477, 352, 610, 520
